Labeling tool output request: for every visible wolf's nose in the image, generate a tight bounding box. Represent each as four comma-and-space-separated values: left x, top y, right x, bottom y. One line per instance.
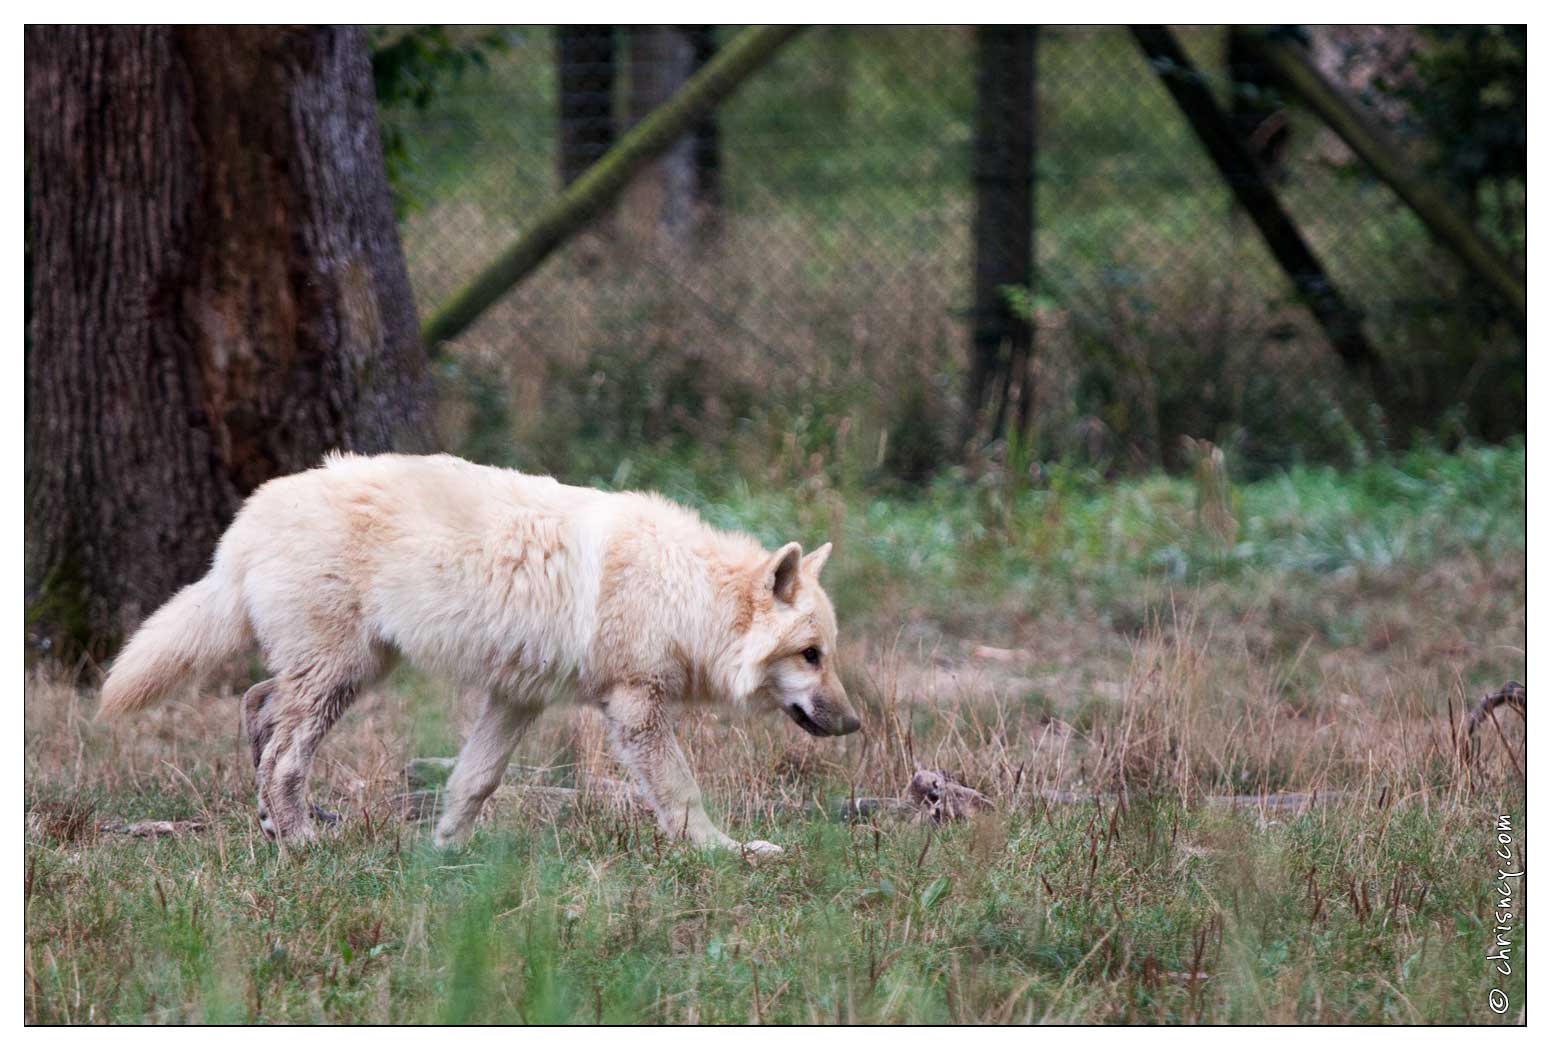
837, 713, 862, 736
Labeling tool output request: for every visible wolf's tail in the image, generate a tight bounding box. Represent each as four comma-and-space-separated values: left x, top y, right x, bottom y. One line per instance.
98, 567, 251, 719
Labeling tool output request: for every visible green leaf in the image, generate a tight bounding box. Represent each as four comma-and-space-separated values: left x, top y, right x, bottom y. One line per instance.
920, 875, 951, 910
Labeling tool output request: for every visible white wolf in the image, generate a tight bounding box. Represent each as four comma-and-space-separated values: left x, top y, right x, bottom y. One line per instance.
99, 452, 860, 855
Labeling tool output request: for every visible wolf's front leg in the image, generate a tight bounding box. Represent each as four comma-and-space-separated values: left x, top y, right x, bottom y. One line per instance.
603, 685, 781, 856
434, 693, 540, 848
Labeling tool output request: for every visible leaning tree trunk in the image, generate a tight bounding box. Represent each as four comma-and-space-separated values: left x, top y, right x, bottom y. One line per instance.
1132, 26, 1382, 385
25, 26, 432, 660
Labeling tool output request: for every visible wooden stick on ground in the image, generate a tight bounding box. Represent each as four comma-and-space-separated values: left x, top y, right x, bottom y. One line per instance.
1463, 680, 1526, 759
401, 758, 1360, 827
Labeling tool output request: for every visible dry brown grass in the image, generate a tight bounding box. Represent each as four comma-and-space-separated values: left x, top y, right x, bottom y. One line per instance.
25, 546, 1523, 855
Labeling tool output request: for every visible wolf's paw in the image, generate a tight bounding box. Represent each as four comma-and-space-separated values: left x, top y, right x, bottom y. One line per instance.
269, 825, 319, 849
740, 839, 784, 858
257, 802, 339, 843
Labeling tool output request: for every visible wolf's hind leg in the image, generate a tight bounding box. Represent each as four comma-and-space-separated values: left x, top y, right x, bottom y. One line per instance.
434, 693, 540, 847
256, 672, 362, 844
245, 678, 343, 839
243, 679, 279, 769
602, 685, 776, 853
243, 679, 281, 838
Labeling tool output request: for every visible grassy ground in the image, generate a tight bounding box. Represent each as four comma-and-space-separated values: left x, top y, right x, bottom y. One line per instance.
24, 442, 1524, 1023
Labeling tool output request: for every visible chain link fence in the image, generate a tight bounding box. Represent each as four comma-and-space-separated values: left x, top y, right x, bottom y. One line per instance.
383, 25, 1525, 483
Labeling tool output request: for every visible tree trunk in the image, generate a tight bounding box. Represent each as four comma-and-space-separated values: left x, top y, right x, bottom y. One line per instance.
624, 26, 697, 251
25, 26, 431, 660
557, 26, 617, 188
965, 26, 1037, 449
686, 26, 722, 216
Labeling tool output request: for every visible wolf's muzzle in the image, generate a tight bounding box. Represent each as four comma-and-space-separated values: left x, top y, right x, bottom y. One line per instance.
785, 701, 862, 737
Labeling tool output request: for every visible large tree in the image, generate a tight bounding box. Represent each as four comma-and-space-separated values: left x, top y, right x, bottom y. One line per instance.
26, 26, 432, 659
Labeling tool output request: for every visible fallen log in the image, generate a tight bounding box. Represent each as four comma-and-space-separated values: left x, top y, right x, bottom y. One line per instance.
401, 759, 1358, 826
99, 819, 206, 838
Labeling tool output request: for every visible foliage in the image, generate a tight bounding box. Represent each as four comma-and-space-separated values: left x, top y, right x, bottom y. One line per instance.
1378, 26, 1526, 226
1353, 26, 1527, 440
370, 26, 517, 216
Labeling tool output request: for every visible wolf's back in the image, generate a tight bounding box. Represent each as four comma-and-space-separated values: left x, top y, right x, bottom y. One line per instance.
98, 567, 251, 718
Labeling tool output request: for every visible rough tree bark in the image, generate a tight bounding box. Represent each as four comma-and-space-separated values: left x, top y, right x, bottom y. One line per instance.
25, 26, 432, 659
965, 26, 1037, 448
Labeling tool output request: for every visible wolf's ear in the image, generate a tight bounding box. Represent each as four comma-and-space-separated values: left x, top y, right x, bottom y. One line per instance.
802, 542, 832, 578
766, 542, 803, 604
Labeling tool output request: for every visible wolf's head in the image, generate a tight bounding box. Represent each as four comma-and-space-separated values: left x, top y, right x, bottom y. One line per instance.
742, 541, 861, 737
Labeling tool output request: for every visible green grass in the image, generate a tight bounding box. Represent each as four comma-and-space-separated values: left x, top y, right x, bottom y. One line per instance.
25, 789, 1524, 1023
24, 442, 1525, 1023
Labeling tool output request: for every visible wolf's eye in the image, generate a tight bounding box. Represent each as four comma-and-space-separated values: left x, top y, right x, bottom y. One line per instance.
802, 646, 822, 666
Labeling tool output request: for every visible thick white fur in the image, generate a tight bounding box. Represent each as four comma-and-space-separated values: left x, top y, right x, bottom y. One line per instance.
100, 452, 858, 853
